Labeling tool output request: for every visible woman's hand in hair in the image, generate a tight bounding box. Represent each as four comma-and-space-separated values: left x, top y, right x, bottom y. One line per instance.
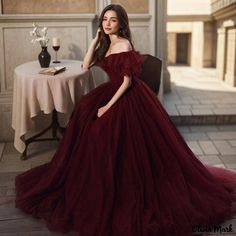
94, 28, 102, 42
82, 28, 101, 70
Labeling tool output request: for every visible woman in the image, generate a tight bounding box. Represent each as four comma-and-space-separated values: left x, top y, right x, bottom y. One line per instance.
15, 4, 236, 236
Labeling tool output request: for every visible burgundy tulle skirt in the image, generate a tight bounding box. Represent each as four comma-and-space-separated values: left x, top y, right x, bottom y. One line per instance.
15, 77, 236, 236
16, 50, 236, 236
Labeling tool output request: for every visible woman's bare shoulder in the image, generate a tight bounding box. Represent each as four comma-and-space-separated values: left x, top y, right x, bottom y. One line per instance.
113, 39, 132, 53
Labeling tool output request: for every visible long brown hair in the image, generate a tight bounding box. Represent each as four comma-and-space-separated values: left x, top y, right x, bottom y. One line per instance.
92, 4, 134, 65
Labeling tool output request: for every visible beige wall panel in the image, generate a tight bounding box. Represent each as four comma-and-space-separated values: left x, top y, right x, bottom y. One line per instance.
131, 26, 150, 54
3, 26, 88, 91
111, 0, 149, 13
2, 0, 96, 14
168, 0, 211, 15
167, 22, 193, 33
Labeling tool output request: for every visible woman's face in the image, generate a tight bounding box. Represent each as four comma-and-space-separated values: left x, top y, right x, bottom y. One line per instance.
102, 10, 120, 35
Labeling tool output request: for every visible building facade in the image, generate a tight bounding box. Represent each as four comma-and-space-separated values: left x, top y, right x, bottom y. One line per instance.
167, 0, 236, 87
167, 0, 215, 68
212, 0, 236, 87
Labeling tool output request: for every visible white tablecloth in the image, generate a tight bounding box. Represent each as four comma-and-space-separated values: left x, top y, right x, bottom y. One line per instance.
12, 59, 96, 153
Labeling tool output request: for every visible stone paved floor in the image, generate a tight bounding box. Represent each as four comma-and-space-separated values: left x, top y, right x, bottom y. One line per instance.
164, 66, 236, 117
1, 124, 236, 235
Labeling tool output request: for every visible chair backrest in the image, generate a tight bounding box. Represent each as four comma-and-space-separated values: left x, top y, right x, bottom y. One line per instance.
139, 54, 162, 94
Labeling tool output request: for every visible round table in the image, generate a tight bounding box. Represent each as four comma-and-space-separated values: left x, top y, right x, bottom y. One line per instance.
12, 59, 96, 159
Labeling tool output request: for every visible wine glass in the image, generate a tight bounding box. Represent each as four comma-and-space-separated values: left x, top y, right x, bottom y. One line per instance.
52, 37, 60, 63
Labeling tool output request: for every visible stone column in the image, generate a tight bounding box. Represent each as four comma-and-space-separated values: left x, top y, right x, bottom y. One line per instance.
155, 0, 170, 98
225, 28, 236, 87
216, 27, 226, 81
203, 21, 216, 67
167, 33, 177, 65
191, 21, 204, 68
97, 0, 111, 14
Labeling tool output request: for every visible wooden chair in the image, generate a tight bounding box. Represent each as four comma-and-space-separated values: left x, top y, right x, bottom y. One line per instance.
140, 54, 162, 94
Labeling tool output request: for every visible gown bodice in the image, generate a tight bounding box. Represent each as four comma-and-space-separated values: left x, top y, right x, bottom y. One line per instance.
97, 50, 145, 85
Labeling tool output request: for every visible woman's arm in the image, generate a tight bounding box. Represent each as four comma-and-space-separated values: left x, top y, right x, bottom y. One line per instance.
97, 75, 131, 117
82, 29, 101, 70
97, 40, 133, 118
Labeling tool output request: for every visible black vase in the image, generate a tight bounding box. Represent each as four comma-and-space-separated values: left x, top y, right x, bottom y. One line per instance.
38, 46, 51, 68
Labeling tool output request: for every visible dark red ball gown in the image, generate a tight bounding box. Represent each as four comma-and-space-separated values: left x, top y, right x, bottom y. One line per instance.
15, 51, 236, 236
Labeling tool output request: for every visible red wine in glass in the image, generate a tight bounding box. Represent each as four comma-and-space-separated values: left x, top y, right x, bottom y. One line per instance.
53, 46, 60, 63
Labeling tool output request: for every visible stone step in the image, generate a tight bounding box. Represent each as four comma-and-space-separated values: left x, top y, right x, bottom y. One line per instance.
171, 115, 236, 125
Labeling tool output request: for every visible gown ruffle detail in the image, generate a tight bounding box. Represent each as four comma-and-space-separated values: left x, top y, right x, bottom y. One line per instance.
15, 50, 236, 236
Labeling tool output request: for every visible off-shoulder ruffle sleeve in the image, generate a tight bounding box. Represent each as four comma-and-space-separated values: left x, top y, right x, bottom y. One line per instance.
110, 50, 145, 79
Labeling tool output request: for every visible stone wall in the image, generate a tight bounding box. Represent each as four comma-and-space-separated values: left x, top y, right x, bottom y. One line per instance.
211, 0, 236, 13
168, 0, 211, 15
111, 0, 149, 13
2, 0, 96, 14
